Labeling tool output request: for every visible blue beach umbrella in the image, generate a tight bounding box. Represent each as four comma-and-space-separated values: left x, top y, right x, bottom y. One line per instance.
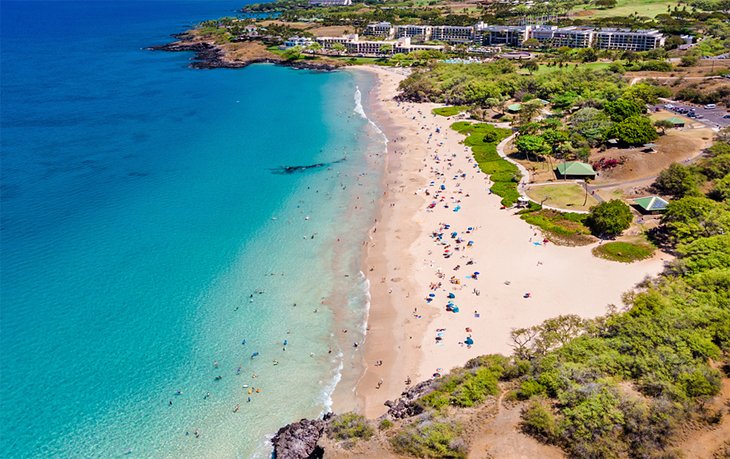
465, 337, 474, 345
447, 293, 455, 299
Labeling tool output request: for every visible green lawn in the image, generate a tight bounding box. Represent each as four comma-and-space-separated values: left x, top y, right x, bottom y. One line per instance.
526, 183, 599, 212
592, 241, 655, 263
574, 0, 678, 18
451, 122, 517, 206
433, 106, 469, 117
520, 209, 594, 246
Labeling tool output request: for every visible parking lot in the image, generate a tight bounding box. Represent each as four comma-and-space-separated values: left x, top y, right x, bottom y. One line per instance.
655, 101, 730, 129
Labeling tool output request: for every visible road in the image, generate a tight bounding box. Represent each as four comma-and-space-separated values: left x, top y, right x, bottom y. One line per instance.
655, 100, 730, 130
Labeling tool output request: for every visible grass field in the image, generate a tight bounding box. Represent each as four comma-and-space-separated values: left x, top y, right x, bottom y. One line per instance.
525, 183, 599, 212
433, 106, 469, 117
592, 241, 655, 263
574, 0, 677, 18
517, 62, 611, 76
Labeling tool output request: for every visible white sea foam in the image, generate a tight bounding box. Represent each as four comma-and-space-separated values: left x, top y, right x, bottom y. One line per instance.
360, 271, 372, 337
354, 86, 367, 119
320, 350, 345, 415
354, 85, 388, 145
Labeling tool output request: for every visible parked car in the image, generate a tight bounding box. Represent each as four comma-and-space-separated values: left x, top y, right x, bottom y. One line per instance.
705, 104, 717, 109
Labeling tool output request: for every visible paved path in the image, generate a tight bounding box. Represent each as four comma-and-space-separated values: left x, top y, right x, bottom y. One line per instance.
495, 133, 591, 213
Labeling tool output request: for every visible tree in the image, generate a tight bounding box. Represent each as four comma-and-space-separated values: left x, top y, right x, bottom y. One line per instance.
713, 175, 730, 202
609, 115, 658, 146
595, 0, 617, 8
570, 107, 613, 146
522, 60, 540, 74
515, 134, 550, 162
282, 46, 303, 61
653, 163, 699, 198
664, 35, 685, 50
523, 38, 540, 49
661, 196, 730, 244
586, 200, 633, 237
578, 48, 598, 62
379, 43, 394, 55
654, 119, 675, 135
604, 98, 644, 122
306, 42, 322, 53
518, 99, 544, 126
332, 42, 346, 54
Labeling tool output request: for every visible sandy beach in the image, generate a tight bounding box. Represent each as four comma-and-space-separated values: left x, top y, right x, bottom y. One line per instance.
347, 65, 667, 418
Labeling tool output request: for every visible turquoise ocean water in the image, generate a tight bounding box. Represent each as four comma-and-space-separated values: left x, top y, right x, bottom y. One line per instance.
0, 1, 384, 457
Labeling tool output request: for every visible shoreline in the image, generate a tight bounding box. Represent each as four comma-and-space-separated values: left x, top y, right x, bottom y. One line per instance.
344, 64, 669, 418
148, 32, 344, 71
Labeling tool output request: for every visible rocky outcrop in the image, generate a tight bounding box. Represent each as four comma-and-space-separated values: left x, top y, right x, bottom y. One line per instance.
148, 32, 345, 71
384, 378, 436, 419
271, 416, 330, 459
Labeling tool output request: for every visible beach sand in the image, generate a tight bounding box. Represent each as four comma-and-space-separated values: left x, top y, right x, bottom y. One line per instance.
345, 65, 667, 418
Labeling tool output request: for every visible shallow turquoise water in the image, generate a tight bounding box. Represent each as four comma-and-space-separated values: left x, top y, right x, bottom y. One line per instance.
0, 2, 384, 457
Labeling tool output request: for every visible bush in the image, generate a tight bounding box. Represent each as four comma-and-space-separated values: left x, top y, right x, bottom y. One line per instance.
391, 419, 466, 458
520, 399, 559, 442
379, 418, 394, 430
653, 162, 699, 197
327, 412, 374, 441
586, 200, 633, 237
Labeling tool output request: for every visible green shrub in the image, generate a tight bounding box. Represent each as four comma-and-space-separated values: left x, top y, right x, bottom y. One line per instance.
518, 379, 547, 399
327, 412, 374, 441
391, 419, 466, 458
379, 418, 394, 430
520, 399, 559, 442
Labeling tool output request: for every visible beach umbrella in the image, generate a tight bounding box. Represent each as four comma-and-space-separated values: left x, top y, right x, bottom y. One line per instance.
465, 337, 474, 345
447, 293, 455, 299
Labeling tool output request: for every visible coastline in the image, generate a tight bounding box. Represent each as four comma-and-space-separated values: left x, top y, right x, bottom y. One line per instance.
346, 64, 669, 418
148, 32, 344, 71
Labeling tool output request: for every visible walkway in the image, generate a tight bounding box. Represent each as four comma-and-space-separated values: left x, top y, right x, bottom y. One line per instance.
495, 133, 592, 214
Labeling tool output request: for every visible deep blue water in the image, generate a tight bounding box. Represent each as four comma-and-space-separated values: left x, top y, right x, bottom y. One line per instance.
1, 1, 383, 457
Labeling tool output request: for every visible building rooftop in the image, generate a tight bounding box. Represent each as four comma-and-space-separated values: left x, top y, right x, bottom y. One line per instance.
633, 196, 669, 212
555, 161, 596, 176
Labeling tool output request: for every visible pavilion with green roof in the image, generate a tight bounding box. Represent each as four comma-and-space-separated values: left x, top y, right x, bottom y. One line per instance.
555, 161, 596, 179
633, 196, 669, 214
665, 116, 686, 127
507, 103, 522, 113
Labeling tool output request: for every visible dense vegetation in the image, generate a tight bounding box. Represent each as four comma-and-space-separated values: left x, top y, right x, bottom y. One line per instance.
450, 122, 517, 205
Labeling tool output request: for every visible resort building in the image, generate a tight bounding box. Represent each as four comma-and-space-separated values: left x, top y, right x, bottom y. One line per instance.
394, 37, 444, 54
430, 25, 475, 44
475, 23, 530, 47
329, 23, 666, 54
308, 0, 352, 5
593, 29, 665, 51
283, 36, 314, 48
315, 34, 358, 49
363, 22, 394, 38
394, 25, 433, 41
531, 26, 594, 48
341, 36, 443, 55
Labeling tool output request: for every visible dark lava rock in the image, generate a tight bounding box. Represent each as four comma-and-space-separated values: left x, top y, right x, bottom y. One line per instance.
271, 416, 330, 459
384, 379, 436, 419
